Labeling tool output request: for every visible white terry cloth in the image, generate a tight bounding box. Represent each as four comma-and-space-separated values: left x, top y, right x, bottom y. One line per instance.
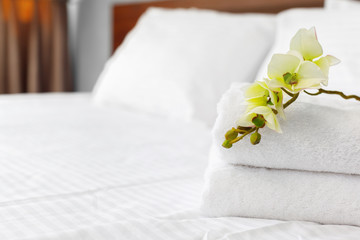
213, 83, 360, 175
201, 145, 360, 226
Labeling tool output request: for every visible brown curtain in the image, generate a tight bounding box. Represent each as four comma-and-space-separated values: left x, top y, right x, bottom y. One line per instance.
0, 0, 72, 94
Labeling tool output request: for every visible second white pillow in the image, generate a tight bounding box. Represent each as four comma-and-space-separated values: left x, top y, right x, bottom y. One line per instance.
255, 8, 360, 102
93, 8, 275, 127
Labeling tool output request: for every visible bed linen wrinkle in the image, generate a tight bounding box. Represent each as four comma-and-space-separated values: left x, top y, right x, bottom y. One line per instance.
0, 176, 203, 216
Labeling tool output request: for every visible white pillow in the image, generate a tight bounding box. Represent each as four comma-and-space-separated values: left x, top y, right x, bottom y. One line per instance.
93, 7, 275, 127
255, 8, 360, 102
325, 0, 360, 9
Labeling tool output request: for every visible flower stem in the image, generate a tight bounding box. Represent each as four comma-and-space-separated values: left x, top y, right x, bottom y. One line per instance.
281, 87, 295, 97
304, 88, 360, 101
284, 92, 300, 109
233, 129, 248, 134
230, 128, 256, 144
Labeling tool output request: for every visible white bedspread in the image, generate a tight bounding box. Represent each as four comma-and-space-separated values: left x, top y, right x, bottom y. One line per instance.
0, 93, 360, 240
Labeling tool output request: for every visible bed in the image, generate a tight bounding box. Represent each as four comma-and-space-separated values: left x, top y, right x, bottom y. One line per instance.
2, 95, 360, 240
2, 0, 360, 239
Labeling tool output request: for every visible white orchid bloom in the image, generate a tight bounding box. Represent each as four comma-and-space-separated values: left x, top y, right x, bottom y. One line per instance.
290, 27, 323, 61
237, 106, 282, 133
289, 26, 340, 84
267, 51, 327, 93
245, 81, 285, 119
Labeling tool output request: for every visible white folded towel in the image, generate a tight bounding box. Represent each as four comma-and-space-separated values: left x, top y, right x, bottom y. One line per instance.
201, 145, 360, 226
214, 83, 360, 175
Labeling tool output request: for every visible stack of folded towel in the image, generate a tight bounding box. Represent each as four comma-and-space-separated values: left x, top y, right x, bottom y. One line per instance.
201, 83, 360, 226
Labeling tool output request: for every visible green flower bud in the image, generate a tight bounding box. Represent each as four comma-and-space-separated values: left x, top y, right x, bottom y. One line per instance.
225, 128, 238, 141
252, 115, 265, 128
250, 132, 261, 145
222, 140, 233, 148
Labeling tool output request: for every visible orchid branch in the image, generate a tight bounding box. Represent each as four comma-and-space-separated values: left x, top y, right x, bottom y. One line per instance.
284, 93, 299, 109
304, 89, 360, 101
223, 93, 300, 148
223, 27, 358, 148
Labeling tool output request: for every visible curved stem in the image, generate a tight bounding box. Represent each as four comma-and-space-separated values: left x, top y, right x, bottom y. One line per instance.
284, 92, 299, 109
303, 90, 321, 96
281, 87, 295, 97
230, 128, 256, 144
304, 88, 360, 101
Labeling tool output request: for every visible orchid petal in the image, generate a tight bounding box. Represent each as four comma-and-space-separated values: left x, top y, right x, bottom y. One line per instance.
267, 77, 287, 90
297, 61, 327, 88
262, 79, 285, 119
314, 55, 340, 85
264, 112, 282, 133
325, 55, 340, 66
314, 57, 330, 85
237, 112, 256, 127
267, 54, 301, 81
246, 97, 267, 112
270, 90, 285, 119
287, 50, 304, 62
245, 82, 268, 99
293, 79, 322, 92
250, 106, 272, 115
290, 27, 323, 60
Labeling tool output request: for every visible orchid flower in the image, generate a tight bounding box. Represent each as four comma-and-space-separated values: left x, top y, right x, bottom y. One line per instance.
237, 106, 282, 133
222, 27, 356, 148
267, 27, 340, 92
290, 27, 340, 85
267, 51, 328, 93
290, 27, 323, 61
245, 81, 285, 119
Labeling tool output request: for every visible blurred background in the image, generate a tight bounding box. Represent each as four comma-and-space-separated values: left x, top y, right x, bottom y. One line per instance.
68, 0, 156, 92
0, 0, 151, 93
0, 0, 327, 94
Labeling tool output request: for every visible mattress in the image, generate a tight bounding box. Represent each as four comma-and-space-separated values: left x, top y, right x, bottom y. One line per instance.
1, 93, 360, 240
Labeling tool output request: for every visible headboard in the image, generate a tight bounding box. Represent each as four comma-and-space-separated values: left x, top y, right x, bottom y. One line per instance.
112, 0, 324, 52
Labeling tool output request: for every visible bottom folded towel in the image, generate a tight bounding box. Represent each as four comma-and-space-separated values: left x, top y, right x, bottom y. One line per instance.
201, 146, 360, 226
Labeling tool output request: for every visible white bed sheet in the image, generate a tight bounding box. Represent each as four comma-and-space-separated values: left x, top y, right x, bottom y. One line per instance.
0, 93, 360, 240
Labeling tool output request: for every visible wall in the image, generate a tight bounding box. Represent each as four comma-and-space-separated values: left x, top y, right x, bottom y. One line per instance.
68, 0, 152, 92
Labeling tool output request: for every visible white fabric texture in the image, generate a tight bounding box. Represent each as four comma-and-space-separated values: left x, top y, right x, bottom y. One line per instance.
202, 82, 360, 225
93, 7, 275, 127
254, 9, 360, 101
2, 93, 360, 239
325, 0, 360, 9
212, 83, 360, 175
201, 145, 360, 226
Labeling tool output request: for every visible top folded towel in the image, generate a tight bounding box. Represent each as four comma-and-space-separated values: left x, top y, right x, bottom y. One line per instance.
213, 83, 360, 175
